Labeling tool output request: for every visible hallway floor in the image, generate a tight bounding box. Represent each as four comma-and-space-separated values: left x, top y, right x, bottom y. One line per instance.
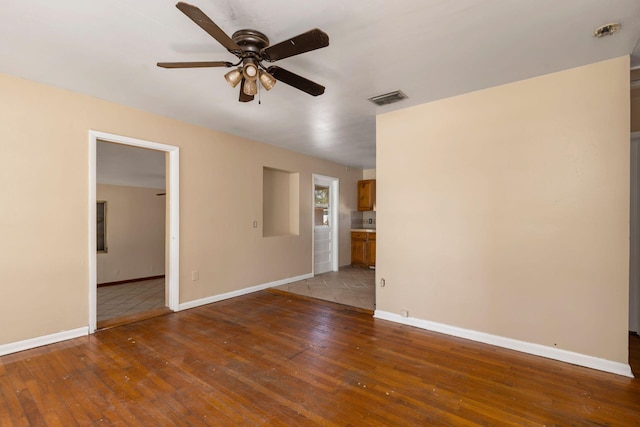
97, 278, 165, 322
273, 266, 375, 310
97, 267, 375, 324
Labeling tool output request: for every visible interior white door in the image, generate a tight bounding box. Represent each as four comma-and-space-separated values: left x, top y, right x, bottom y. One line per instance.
313, 175, 338, 274
314, 229, 332, 274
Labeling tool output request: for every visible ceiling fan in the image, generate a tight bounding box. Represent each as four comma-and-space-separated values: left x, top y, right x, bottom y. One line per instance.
158, 2, 329, 102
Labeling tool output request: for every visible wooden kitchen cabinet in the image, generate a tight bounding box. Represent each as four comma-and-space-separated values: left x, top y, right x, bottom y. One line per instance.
351, 232, 367, 265
351, 231, 376, 267
366, 232, 376, 266
357, 180, 376, 211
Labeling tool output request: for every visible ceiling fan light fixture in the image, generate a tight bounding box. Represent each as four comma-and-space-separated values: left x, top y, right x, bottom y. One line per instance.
243, 78, 258, 96
243, 63, 259, 80
224, 68, 243, 88
158, 3, 329, 102
259, 70, 276, 91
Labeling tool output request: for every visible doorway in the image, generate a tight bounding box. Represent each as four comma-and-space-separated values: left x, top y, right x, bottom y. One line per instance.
631, 131, 640, 334
88, 131, 180, 333
313, 175, 339, 275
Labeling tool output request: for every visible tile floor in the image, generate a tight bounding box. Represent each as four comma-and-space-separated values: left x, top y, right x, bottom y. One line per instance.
97, 278, 166, 322
273, 266, 376, 310
97, 267, 375, 322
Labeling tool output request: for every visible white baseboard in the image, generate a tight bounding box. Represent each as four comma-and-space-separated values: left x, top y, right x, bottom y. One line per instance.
374, 310, 633, 378
178, 272, 314, 311
0, 274, 313, 356
0, 327, 89, 357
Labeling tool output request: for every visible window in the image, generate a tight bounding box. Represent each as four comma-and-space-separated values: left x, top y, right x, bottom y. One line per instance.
97, 201, 107, 253
314, 185, 329, 226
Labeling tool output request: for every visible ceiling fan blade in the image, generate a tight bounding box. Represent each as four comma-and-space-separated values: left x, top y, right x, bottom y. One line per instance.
238, 79, 254, 102
176, 2, 242, 53
261, 29, 329, 62
157, 61, 233, 68
267, 66, 325, 96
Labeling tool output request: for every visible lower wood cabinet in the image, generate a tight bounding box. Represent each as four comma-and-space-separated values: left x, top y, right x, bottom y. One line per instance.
351, 231, 376, 267
366, 233, 376, 266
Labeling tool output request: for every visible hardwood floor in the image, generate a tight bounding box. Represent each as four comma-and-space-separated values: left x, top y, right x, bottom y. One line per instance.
2, 291, 640, 426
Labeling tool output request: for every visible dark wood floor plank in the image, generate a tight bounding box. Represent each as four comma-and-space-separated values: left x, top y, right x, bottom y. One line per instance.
0, 378, 27, 426
100, 328, 265, 425
105, 320, 308, 425
1, 290, 640, 425
21, 357, 87, 426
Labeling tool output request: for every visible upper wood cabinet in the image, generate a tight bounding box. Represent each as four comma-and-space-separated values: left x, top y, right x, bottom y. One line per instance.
357, 180, 376, 211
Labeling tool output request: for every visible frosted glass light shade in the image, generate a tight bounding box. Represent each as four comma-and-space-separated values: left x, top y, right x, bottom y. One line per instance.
224, 68, 242, 88
243, 78, 258, 96
259, 71, 276, 91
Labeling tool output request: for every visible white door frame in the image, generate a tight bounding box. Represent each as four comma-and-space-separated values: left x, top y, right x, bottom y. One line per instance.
312, 174, 339, 274
88, 130, 180, 333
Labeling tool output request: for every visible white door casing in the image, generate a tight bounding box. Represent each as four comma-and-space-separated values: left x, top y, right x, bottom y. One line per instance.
88, 130, 180, 333
313, 175, 339, 275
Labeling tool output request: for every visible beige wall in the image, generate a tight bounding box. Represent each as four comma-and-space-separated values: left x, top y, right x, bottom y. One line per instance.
96, 184, 166, 284
0, 73, 361, 345
363, 169, 376, 180
263, 168, 299, 237
377, 57, 630, 364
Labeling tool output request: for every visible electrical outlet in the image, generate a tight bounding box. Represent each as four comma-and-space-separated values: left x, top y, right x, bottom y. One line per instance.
253, 220, 258, 228
380, 278, 386, 287
400, 310, 409, 318
191, 270, 199, 281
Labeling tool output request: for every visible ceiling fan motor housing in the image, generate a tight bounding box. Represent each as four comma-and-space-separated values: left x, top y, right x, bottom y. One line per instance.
232, 30, 270, 76
232, 29, 269, 56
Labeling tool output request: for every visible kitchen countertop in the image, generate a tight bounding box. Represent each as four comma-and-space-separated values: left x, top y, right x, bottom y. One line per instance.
351, 229, 376, 232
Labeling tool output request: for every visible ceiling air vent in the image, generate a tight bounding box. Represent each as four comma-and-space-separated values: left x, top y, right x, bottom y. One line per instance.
368, 90, 408, 106
593, 23, 620, 38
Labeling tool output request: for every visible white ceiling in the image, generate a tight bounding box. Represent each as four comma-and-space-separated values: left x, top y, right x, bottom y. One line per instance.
2, 1, 640, 170
97, 141, 166, 189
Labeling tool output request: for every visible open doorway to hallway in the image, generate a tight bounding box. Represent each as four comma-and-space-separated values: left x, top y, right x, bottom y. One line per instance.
630, 131, 640, 374
313, 174, 339, 275
95, 141, 167, 327
631, 133, 640, 333
89, 131, 180, 332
